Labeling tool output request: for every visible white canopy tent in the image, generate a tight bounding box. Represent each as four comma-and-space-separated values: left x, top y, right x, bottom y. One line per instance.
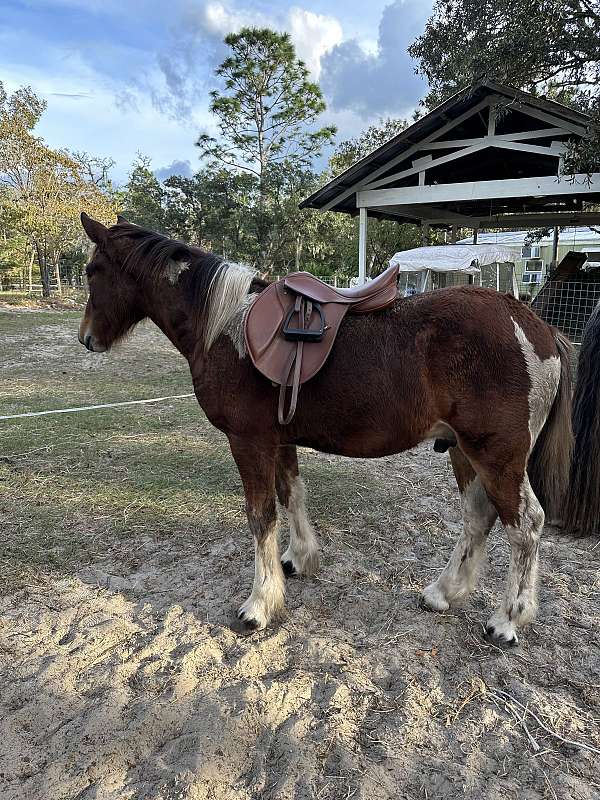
388, 244, 517, 295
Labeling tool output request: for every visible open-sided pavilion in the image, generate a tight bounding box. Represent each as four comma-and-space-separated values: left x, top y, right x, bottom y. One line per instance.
300, 81, 600, 283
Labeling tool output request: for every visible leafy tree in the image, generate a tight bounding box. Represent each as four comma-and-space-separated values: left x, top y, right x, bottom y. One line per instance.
119, 156, 167, 232
409, 0, 600, 171
326, 120, 423, 274
196, 27, 336, 268
0, 81, 115, 295
329, 118, 408, 175
163, 167, 260, 260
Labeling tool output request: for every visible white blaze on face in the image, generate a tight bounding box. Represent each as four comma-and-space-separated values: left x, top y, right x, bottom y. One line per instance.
512, 319, 561, 448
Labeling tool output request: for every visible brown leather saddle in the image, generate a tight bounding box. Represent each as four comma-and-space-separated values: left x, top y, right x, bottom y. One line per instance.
244, 264, 400, 424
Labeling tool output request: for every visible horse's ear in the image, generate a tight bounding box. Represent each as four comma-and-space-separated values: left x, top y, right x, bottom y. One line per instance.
116, 214, 128, 224
81, 212, 108, 245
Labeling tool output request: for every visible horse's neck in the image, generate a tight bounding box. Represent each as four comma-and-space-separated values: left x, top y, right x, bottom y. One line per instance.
143, 282, 202, 362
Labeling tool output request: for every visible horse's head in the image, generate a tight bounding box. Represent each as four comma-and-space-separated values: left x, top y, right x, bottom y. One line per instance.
78, 213, 145, 352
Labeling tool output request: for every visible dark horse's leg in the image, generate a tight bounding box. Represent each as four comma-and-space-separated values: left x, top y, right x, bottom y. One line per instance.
228, 436, 285, 631
422, 447, 497, 612
275, 445, 319, 577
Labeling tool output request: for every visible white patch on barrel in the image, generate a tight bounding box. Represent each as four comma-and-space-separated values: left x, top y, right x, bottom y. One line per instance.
512, 319, 561, 448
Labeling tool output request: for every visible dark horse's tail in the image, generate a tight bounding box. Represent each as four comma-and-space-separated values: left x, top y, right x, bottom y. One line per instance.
529, 305, 600, 535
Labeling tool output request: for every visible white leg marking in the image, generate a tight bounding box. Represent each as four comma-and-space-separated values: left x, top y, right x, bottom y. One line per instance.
486, 474, 544, 646
423, 476, 496, 611
281, 476, 319, 576
238, 517, 285, 630
484, 322, 559, 645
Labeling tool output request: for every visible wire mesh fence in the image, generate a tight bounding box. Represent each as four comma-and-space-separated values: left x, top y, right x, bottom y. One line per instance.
530, 281, 600, 344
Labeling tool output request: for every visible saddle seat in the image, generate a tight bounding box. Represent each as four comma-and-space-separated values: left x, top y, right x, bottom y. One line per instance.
283, 263, 400, 308
244, 264, 399, 424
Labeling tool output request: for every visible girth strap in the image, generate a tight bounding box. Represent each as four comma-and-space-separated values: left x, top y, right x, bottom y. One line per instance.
278, 295, 313, 425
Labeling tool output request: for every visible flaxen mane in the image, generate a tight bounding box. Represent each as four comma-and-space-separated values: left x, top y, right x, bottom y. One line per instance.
109, 222, 256, 351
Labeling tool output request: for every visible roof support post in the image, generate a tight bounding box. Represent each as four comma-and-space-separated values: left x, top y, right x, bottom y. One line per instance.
551, 226, 560, 270
421, 222, 430, 246
473, 227, 479, 244
451, 225, 458, 244
358, 207, 368, 285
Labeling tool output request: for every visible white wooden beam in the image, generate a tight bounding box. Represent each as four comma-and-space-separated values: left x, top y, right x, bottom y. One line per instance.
492, 140, 566, 157
369, 205, 476, 224
495, 100, 587, 136
364, 142, 489, 191
369, 208, 600, 228
320, 97, 493, 211
366, 137, 565, 192
357, 174, 600, 207
424, 128, 570, 149
358, 207, 368, 285
488, 105, 496, 136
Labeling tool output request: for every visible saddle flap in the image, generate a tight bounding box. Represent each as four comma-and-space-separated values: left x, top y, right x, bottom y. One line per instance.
244, 282, 349, 387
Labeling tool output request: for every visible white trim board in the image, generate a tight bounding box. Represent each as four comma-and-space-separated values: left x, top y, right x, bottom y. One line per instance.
357, 174, 600, 208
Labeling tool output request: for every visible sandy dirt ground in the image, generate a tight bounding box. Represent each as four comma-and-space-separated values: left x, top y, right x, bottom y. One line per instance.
1, 309, 599, 800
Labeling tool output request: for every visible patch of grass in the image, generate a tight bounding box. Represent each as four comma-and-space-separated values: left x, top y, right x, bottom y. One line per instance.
0, 289, 86, 308
1, 310, 241, 591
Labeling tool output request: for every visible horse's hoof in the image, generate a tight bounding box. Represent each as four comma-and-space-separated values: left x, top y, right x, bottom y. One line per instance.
231, 610, 262, 636
484, 623, 519, 647
421, 583, 450, 612
281, 559, 297, 577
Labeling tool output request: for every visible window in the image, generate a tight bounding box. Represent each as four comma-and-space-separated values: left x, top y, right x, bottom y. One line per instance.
524, 258, 544, 273
522, 272, 542, 284
521, 244, 541, 259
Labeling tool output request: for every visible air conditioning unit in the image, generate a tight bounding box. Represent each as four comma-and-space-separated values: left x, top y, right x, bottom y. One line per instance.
522, 272, 542, 284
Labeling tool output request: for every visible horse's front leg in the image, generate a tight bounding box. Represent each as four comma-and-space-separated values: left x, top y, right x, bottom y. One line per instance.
276, 445, 319, 577
229, 436, 285, 632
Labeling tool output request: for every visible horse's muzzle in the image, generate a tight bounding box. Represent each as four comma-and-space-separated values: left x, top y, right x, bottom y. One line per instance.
79, 332, 101, 352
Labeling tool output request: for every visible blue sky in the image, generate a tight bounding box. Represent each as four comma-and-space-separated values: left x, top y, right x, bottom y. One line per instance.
1, 0, 433, 184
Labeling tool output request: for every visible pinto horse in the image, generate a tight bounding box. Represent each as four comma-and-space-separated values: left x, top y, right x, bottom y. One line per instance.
78, 214, 600, 645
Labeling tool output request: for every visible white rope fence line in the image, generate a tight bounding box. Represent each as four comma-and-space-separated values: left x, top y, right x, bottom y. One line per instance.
0, 393, 196, 422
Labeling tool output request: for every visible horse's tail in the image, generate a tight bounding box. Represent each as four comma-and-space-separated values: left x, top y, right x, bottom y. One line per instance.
528, 330, 574, 524
563, 304, 600, 536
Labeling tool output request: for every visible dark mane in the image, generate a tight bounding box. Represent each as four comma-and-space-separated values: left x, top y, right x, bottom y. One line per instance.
108, 222, 227, 312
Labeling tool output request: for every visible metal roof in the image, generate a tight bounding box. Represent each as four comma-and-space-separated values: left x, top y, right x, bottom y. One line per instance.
300, 80, 591, 216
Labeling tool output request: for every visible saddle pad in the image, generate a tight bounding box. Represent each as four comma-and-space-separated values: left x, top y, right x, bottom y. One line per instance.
244, 281, 349, 387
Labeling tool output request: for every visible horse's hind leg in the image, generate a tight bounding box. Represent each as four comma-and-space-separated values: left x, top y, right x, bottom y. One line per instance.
422, 447, 497, 612
229, 437, 285, 631
483, 471, 544, 646
276, 445, 319, 577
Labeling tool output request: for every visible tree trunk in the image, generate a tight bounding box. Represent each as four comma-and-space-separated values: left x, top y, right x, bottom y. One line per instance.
53, 252, 62, 295
294, 233, 302, 271
35, 242, 51, 298
28, 250, 34, 293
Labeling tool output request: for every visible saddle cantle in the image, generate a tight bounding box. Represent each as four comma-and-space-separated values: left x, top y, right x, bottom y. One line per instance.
244, 264, 400, 424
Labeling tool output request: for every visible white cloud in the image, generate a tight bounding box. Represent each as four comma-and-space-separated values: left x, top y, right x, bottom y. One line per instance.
1, 60, 214, 184
320, 0, 430, 119
287, 8, 343, 79
200, 1, 272, 35
194, 2, 343, 80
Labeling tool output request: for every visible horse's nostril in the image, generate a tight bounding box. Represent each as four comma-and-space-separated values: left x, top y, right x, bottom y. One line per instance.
84, 334, 93, 351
